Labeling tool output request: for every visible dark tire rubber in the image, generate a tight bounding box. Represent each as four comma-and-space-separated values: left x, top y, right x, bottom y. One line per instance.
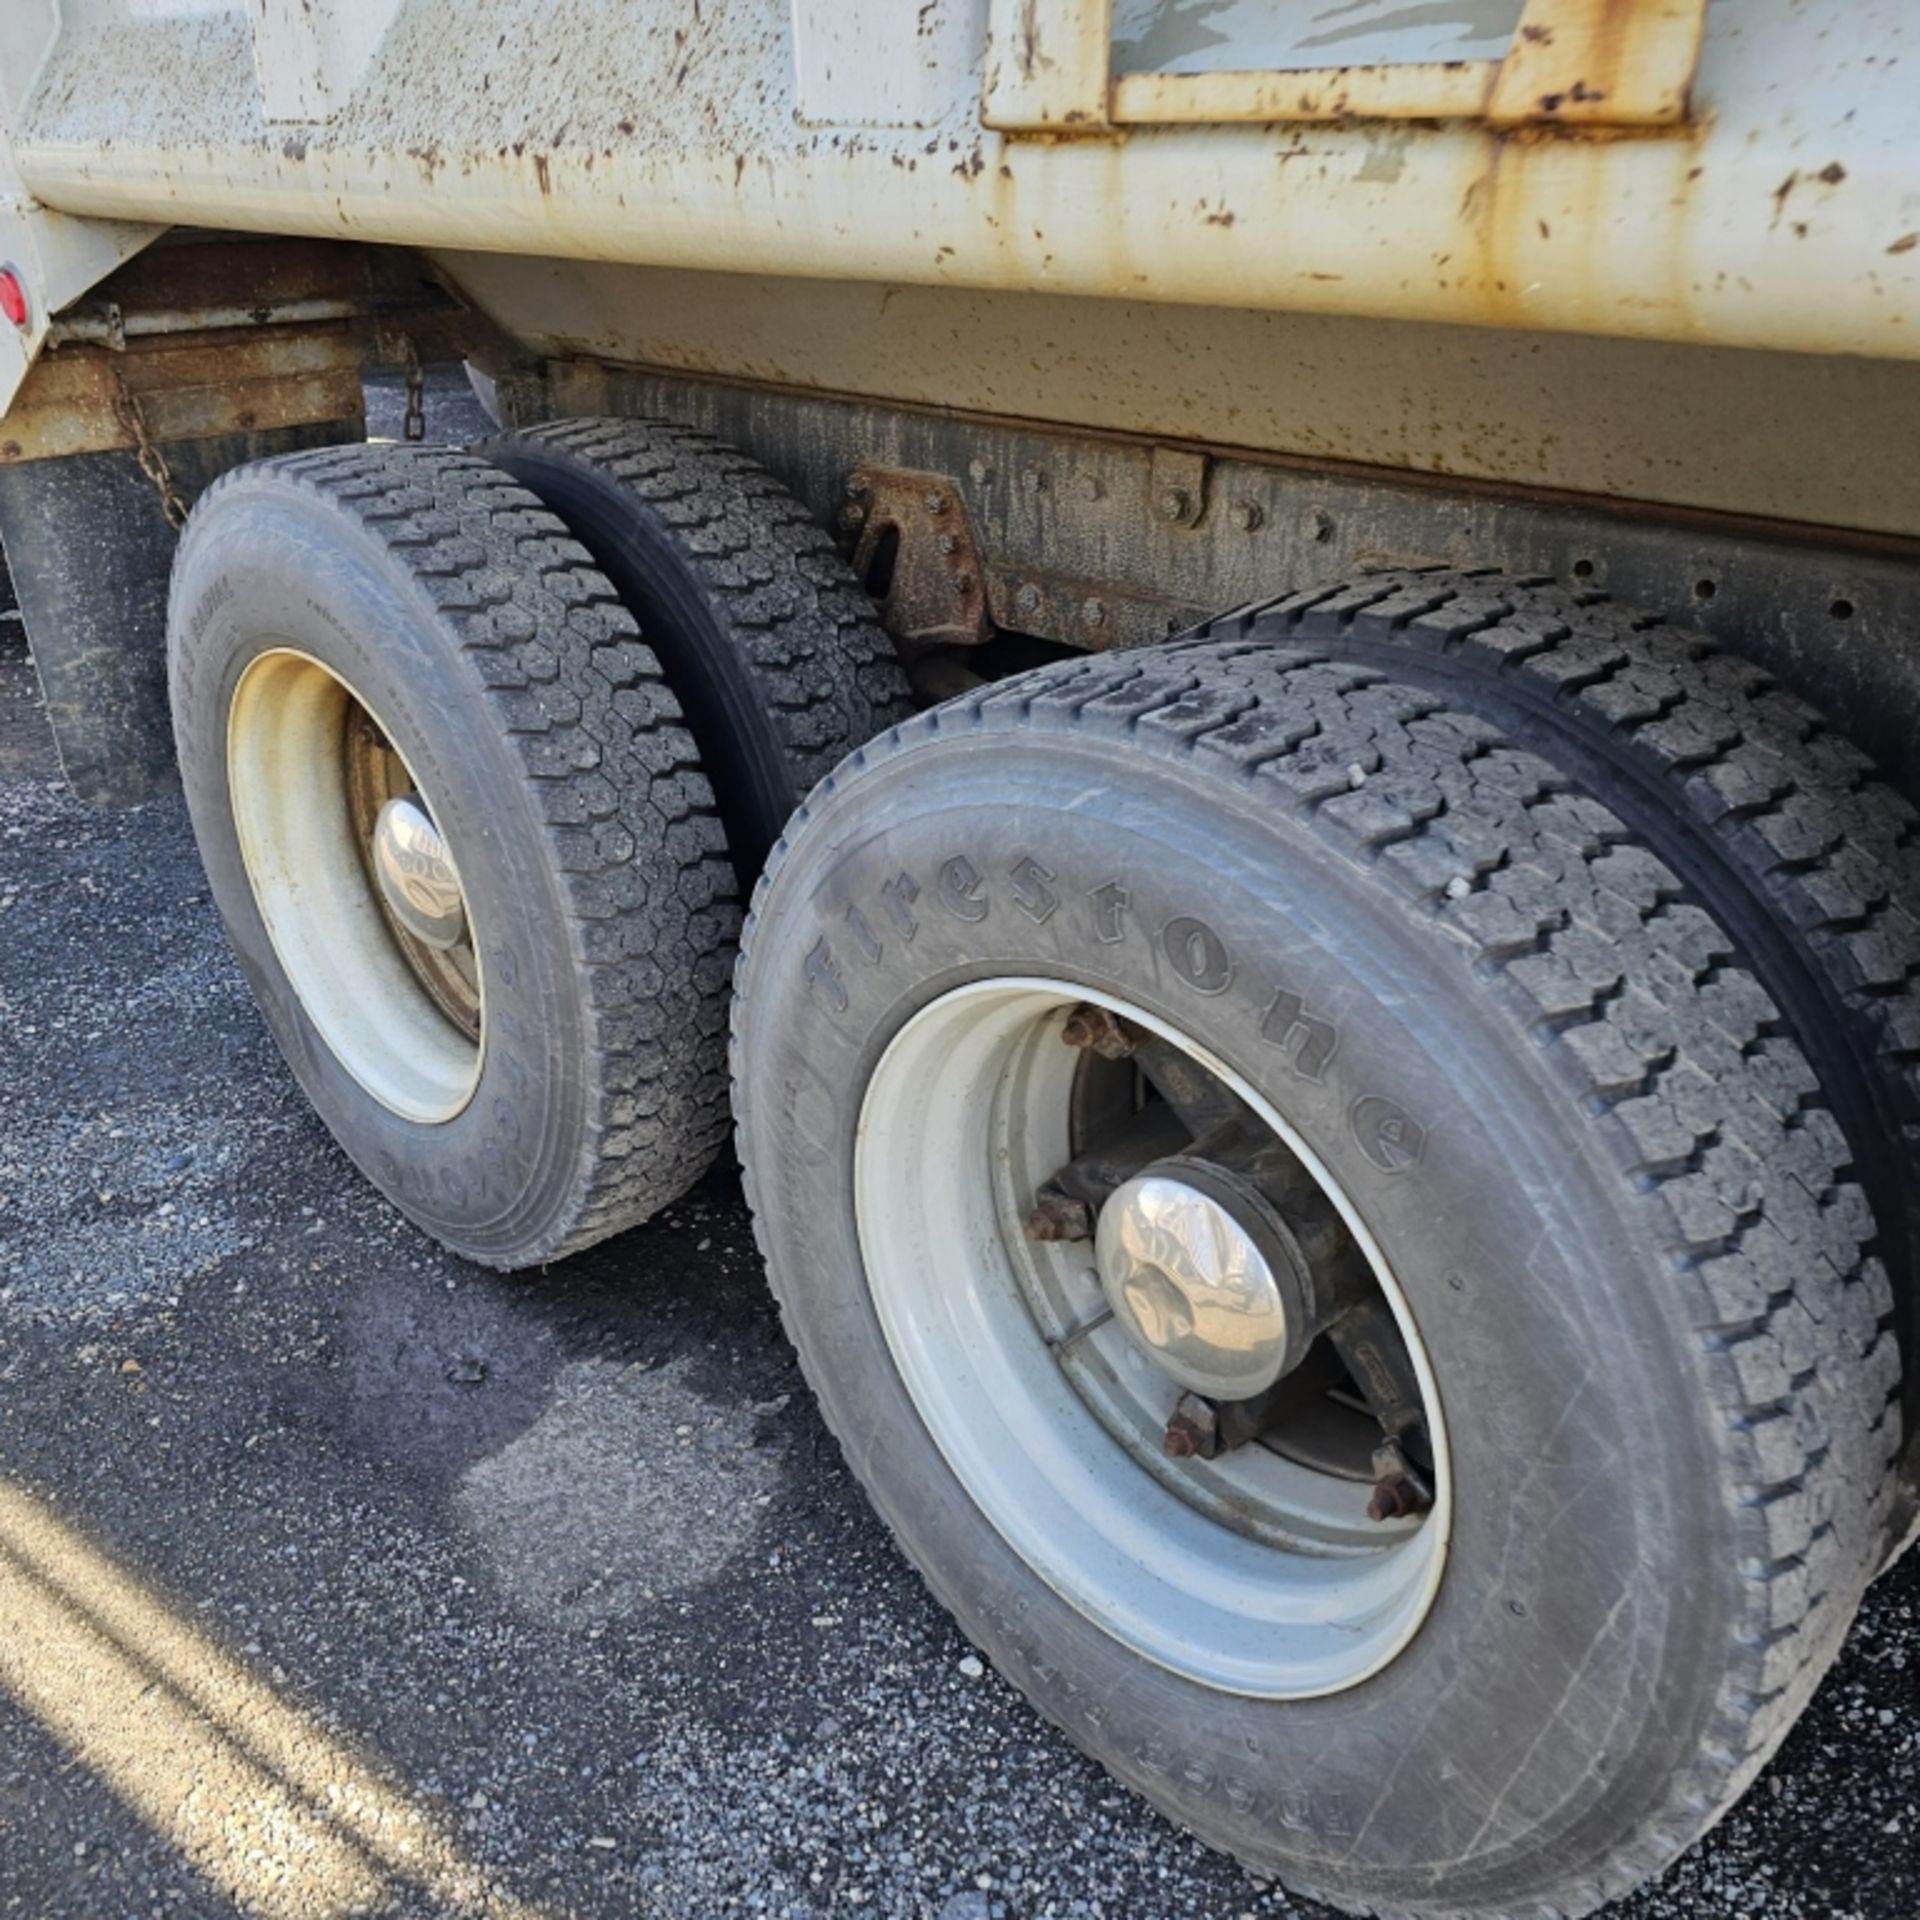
732, 641, 1899, 1919
169, 444, 737, 1269
1197, 571, 1920, 1515
480, 417, 914, 883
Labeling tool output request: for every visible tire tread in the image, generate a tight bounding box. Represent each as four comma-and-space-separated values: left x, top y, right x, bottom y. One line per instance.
1192, 571, 1920, 1466
731, 639, 1898, 1920
494, 416, 913, 819
176, 442, 737, 1266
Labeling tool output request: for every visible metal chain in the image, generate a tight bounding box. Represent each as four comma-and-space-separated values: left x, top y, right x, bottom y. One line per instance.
107, 367, 190, 531
402, 338, 427, 442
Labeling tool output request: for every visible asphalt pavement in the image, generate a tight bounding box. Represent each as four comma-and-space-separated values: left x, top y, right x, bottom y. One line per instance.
1, 480, 1917, 1919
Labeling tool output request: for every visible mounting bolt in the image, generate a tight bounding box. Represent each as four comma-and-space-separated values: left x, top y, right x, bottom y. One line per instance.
938, 532, 958, 554
1024, 1188, 1095, 1244
953, 572, 975, 597
838, 502, 867, 531
924, 489, 948, 515
1229, 499, 1264, 533
1020, 465, 1046, 494
1076, 472, 1104, 503
1164, 1394, 1220, 1461
968, 457, 992, 485
1081, 597, 1108, 629
1060, 1002, 1136, 1060
1015, 582, 1043, 616
1304, 507, 1335, 544
1157, 487, 1192, 524
845, 476, 870, 500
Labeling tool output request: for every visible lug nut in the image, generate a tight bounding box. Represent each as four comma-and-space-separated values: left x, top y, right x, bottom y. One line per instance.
1060, 1003, 1136, 1059
1367, 1474, 1424, 1521
1157, 487, 1192, 524
1024, 1187, 1094, 1243
1366, 1440, 1434, 1521
1164, 1393, 1220, 1460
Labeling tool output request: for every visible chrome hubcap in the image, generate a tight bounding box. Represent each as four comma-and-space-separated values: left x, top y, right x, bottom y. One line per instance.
371, 796, 468, 952
1096, 1162, 1305, 1402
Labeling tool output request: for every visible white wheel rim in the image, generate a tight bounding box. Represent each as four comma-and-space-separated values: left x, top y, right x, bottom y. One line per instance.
227, 648, 484, 1125
855, 979, 1451, 1699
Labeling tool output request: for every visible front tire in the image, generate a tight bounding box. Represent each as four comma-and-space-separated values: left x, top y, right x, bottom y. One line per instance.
732, 642, 1897, 1917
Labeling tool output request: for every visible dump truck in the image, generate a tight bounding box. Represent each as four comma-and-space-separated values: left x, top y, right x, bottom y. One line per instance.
3, 4, 1917, 1914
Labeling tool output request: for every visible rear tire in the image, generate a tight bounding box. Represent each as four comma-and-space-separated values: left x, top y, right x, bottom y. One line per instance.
169, 444, 737, 1268
733, 641, 1898, 1918
1200, 570, 1920, 1518
481, 417, 914, 883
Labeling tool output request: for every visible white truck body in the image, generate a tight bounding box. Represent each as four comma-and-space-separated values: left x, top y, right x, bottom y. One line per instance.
1, 2, 1917, 527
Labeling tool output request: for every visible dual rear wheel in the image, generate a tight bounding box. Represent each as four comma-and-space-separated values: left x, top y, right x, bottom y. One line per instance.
168, 427, 910, 1266
169, 430, 1910, 1916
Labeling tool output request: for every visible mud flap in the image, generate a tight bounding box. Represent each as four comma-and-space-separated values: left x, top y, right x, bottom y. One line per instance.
0, 425, 356, 807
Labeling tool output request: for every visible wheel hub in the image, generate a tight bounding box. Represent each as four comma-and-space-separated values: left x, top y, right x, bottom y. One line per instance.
227, 649, 484, 1123
371, 795, 468, 952
1096, 1157, 1314, 1402
855, 979, 1451, 1698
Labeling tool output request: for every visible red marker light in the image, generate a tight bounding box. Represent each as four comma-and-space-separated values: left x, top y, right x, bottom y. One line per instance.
0, 269, 26, 330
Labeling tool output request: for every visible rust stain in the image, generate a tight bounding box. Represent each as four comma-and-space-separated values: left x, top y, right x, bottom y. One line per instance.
1490, 0, 1704, 128
1465, 100, 1706, 342
1015, 0, 1040, 81
532, 153, 551, 195
1112, 60, 1496, 126
1890, 234, 1920, 256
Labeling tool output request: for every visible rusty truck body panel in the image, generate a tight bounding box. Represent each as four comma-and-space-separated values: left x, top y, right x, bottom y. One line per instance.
3, 2, 1918, 802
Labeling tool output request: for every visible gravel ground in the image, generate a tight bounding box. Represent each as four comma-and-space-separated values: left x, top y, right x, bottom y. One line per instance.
0, 474, 1917, 1919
